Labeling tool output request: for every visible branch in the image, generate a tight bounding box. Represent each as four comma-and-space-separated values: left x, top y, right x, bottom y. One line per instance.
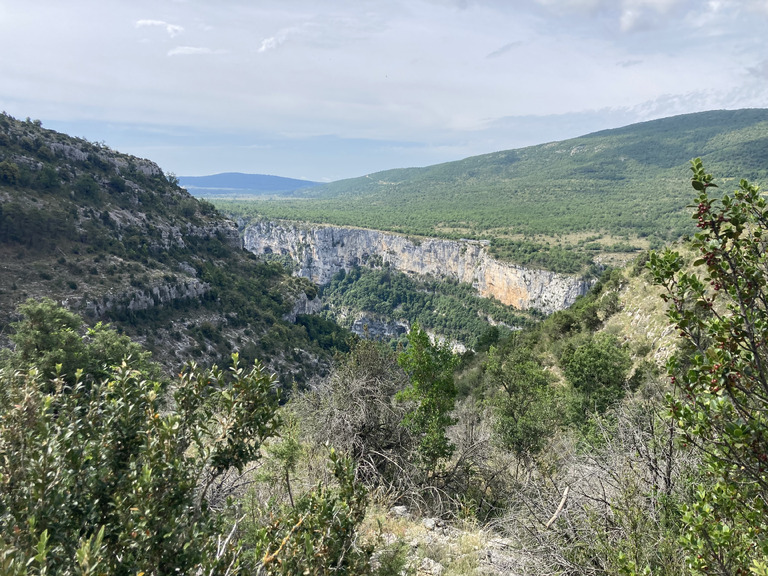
546, 486, 570, 529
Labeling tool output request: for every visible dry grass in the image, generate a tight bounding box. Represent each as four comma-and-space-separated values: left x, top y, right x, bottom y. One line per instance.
602, 255, 685, 367
360, 502, 518, 575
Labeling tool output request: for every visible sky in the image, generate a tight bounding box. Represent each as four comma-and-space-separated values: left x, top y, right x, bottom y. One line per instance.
1, 0, 767, 182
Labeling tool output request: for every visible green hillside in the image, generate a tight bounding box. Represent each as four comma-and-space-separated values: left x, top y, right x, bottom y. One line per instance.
0, 113, 347, 382
218, 109, 768, 273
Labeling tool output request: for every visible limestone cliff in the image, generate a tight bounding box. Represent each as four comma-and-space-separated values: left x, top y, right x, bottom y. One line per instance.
242, 221, 589, 314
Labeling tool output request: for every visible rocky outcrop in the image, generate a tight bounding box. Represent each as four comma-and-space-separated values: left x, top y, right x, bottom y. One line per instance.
81, 278, 210, 318
282, 291, 323, 322
342, 311, 409, 340
242, 221, 589, 313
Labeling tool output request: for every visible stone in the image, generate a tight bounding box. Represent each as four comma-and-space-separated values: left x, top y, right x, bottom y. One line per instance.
418, 557, 444, 575
242, 220, 589, 314
391, 505, 411, 518
423, 518, 438, 531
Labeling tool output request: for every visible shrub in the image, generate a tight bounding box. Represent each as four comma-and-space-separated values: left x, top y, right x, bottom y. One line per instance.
649, 159, 768, 573
0, 300, 281, 574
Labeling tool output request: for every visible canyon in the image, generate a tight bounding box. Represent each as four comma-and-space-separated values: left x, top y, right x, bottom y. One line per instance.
242, 220, 590, 314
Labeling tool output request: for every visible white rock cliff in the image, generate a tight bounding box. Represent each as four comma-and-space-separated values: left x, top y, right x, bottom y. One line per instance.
242, 221, 589, 314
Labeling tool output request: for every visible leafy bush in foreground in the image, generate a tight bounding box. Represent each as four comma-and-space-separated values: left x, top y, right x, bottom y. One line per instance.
650, 160, 768, 574
0, 300, 280, 575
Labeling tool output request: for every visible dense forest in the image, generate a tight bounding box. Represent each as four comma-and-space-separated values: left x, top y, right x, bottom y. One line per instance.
318, 265, 537, 349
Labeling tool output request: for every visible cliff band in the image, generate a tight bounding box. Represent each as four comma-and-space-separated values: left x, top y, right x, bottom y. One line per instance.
242, 220, 589, 314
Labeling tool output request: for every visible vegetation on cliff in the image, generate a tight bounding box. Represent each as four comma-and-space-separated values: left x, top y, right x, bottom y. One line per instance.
0, 113, 348, 381
318, 265, 536, 349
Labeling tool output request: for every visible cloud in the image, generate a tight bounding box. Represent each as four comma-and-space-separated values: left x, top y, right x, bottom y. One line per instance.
136, 19, 184, 38
617, 58, 643, 67
168, 46, 216, 56
535, 0, 691, 31
257, 27, 299, 54
746, 0, 768, 16
258, 36, 282, 53
534, 0, 606, 13
486, 41, 523, 59
746, 59, 768, 78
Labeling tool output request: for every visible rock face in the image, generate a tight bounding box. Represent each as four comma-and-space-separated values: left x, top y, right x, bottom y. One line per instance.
340, 310, 409, 340
242, 221, 589, 313
81, 278, 210, 318
282, 291, 323, 323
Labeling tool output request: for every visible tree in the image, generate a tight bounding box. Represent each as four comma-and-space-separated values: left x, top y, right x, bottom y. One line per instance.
484, 344, 558, 463
649, 159, 768, 574
397, 323, 458, 471
0, 160, 20, 185
5, 298, 158, 387
166, 171, 180, 186
73, 175, 100, 200
0, 300, 281, 575
561, 332, 631, 420
292, 338, 412, 486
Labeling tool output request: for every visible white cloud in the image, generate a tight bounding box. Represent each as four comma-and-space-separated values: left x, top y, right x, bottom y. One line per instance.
747, 0, 768, 15
3, 0, 768, 180
258, 36, 282, 53
136, 19, 184, 38
167, 46, 213, 56
536, 0, 690, 31
535, 0, 605, 11
619, 0, 686, 30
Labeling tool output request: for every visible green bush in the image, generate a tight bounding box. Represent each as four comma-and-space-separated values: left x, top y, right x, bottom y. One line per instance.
242, 449, 373, 576
0, 300, 281, 575
485, 344, 559, 462
397, 323, 458, 470
561, 332, 631, 421
0, 160, 20, 185
649, 160, 768, 573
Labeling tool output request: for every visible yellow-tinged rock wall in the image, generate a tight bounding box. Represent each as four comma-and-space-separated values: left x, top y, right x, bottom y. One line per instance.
242, 220, 588, 314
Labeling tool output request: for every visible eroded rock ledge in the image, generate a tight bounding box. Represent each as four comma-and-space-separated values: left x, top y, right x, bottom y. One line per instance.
242, 220, 589, 314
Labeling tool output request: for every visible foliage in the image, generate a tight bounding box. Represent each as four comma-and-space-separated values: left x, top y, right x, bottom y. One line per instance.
243, 449, 373, 576
397, 324, 459, 470
4, 298, 159, 386
0, 160, 20, 184
295, 313, 352, 354
0, 112, 338, 381
216, 109, 768, 272
488, 238, 598, 275
319, 266, 530, 348
649, 159, 768, 574
0, 301, 281, 575
484, 342, 559, 462
291, 339, 412, 487
561, 332, 632, 421
505, 381, 693, 576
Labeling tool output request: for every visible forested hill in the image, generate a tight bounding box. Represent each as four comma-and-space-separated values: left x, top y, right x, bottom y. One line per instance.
179, 172, 322, 197
0, 113, 348, 381
219, 108, 768, 273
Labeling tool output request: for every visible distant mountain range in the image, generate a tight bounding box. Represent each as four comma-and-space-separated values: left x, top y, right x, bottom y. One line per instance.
179, 172, 323, 197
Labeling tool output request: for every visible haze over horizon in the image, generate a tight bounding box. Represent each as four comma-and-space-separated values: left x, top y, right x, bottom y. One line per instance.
2, 0, 767, 182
